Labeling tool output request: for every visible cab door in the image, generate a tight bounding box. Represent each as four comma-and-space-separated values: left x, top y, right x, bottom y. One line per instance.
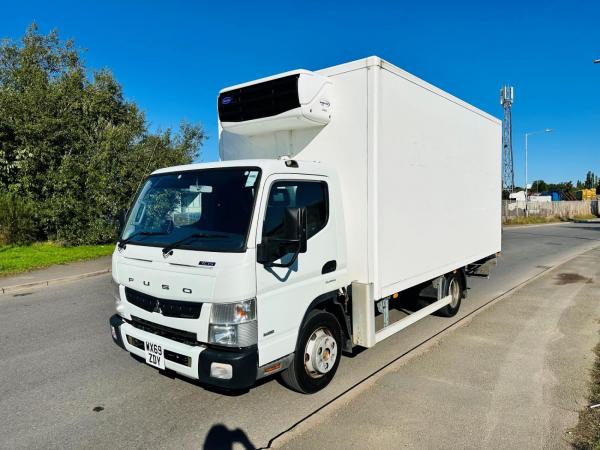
255, 174, 338, 366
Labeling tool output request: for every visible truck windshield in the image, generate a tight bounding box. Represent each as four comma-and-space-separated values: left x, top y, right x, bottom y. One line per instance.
120, 167, 261, 253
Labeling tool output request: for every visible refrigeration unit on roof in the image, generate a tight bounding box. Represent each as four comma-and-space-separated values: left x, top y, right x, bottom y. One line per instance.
218, 71, 333, 136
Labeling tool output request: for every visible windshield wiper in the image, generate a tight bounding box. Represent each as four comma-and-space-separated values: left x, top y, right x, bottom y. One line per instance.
118, 231, 168, 249
162, 233, 228, 256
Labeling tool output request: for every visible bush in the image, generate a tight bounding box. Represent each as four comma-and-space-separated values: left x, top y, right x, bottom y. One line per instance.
0, 25, 204, 246
0, 192, 39, 244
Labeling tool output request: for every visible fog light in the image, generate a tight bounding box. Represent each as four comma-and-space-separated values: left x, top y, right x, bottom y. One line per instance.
210, 362, 233, 380
110, 325, 117, 341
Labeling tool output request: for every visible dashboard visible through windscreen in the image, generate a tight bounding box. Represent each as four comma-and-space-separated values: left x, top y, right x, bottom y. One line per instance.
121, 167, 261, 252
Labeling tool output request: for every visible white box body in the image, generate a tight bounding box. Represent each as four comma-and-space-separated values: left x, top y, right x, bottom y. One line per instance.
219, 56, 502, 300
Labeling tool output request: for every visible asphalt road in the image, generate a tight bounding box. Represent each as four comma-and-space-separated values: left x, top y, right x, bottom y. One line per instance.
2, 223, 600, 450
282, 244, 600, 449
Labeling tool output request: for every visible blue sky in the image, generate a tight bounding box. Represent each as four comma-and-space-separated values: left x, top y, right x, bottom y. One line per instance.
2, 0, 599, 185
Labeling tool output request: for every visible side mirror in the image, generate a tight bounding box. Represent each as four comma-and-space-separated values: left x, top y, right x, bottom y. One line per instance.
258, 207, 307, 267
117, 208, 128, 234
281, 207, 307, 252
296, 207, 307, 253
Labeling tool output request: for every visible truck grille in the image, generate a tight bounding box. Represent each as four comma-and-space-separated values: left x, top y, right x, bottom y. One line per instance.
129, 316, 198, 346
125, 287, 202, 319
126, 335, 192, 367
218, 74, 300, 123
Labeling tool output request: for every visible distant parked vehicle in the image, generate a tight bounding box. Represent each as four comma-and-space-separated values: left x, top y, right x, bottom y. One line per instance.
509, 191, 526, 202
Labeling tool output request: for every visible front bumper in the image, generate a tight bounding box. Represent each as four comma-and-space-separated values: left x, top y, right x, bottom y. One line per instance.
109, 315, 258, 390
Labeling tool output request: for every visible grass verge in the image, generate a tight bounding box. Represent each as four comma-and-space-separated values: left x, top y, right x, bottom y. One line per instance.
0, 242, 114, 277
504, 215, 598, 226
570, 343, 600, 449
573, 214, 599, 221
503, 216, 563, 226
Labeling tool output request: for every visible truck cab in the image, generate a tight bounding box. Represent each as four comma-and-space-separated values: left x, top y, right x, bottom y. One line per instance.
110, 159, 349, 391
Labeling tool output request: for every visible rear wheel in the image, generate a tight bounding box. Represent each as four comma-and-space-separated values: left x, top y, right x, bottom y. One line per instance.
437, 272, 464, 317
281, 310, 342, 394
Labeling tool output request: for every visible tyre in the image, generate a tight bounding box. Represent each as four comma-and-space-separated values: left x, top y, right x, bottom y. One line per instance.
437, 272, 464, 317
281, 310, 343, 394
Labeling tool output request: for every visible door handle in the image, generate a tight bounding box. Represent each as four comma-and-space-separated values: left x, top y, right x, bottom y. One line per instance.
322, 260, 337, 274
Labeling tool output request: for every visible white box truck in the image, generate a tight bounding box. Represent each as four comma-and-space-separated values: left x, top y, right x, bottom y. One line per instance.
109, 56, 501, 393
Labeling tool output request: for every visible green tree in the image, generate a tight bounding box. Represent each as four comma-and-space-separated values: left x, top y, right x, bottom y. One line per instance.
584, 171, 597, 189
531, 179, 547, 192
546, 181, 575, 193
0, 24, 205, 244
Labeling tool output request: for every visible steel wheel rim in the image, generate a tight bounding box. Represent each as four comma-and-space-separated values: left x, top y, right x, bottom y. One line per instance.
304, 327, 337, 379
449, 278, 460, 308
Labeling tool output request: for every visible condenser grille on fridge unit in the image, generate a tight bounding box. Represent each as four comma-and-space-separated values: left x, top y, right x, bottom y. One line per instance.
218, 74, 301, 123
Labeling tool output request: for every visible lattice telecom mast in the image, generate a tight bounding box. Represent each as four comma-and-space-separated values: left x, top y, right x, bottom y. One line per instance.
500, 86, 515, 193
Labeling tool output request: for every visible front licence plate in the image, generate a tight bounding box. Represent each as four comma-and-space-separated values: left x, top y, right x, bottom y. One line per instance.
144, 340, 165, 370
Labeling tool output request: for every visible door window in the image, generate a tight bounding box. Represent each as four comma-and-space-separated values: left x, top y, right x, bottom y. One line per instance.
263, 181, 328, 240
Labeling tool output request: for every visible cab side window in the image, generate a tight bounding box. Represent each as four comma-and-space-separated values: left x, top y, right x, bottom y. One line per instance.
263, 181, 328, 240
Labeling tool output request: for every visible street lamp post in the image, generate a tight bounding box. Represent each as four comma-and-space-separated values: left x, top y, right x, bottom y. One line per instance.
525, 128, 553, 200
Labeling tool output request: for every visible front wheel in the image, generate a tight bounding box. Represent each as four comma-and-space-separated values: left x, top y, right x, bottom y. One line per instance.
281, 310, 342, 394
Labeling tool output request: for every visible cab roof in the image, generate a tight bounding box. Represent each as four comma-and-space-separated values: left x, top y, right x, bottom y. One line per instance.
151, 159, 335, 178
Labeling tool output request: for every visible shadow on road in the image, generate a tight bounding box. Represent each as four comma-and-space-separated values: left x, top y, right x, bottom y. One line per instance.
203, 424, 256, 450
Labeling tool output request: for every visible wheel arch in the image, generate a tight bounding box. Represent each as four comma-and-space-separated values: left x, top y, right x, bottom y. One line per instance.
455, 267, 468, 297
299, 289, 353, 352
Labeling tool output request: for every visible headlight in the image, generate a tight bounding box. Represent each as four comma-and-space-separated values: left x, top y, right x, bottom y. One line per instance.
211, 298, 256, 324
112, 278, 126, 316
209, 324, 238, 346
112, 278, 121, 304
209, 299, 257, 347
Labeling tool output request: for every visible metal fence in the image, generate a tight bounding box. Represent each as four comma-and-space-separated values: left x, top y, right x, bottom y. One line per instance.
502, 200, 599, 220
